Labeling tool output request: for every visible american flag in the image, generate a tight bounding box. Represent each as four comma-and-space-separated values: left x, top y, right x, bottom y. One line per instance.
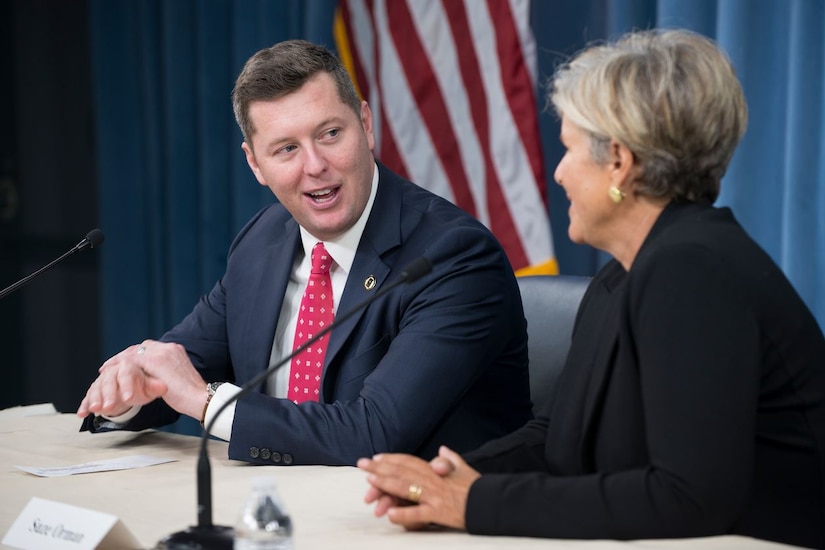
334, 0, 556, 274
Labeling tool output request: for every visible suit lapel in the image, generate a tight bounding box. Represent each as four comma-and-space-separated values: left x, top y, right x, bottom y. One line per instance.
578, 265, 632, 469
324, 165, 404, 374
578, 206, 680, 431
240, 218, 301, 387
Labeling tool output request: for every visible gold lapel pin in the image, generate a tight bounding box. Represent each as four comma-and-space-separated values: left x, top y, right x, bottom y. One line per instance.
364, 275, 376, 290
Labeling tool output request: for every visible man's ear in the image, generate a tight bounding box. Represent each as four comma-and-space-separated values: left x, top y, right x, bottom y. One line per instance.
360, 100, 375, 152
241, 142, 266, 186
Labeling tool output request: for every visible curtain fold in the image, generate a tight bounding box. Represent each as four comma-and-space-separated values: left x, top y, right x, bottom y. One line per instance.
90, 0, 824, 371
779, 1, 825, 320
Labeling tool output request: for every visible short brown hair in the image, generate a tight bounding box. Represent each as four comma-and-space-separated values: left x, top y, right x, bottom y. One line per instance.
232, 39, 361, 144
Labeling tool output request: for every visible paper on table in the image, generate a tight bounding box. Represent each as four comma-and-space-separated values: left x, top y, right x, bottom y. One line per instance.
16, 455, 177, 477
0, 403, 58, 419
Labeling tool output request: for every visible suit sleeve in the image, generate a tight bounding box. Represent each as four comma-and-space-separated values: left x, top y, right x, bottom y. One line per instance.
82, 210, 267, 434
465, 244, 761, 539
461, 417, 550, 473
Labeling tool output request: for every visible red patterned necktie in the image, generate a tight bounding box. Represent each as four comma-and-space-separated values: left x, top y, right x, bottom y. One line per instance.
288, 242, 334, 404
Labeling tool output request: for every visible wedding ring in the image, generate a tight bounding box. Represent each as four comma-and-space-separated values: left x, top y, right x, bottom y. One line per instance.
407, 483, 423, 503
137, 346, 146, 355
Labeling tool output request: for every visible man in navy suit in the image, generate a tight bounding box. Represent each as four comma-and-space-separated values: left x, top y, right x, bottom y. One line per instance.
77, 39, 532, 465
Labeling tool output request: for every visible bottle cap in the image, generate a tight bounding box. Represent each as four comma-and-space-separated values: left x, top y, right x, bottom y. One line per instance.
252, 476, 277, 489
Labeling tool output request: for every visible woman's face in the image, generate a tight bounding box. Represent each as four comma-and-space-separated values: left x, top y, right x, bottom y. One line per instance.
553, 117, 619, 249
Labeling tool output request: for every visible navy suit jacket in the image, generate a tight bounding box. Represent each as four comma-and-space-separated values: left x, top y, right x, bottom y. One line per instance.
463, 203, 825, 549
88, 163, 532, 465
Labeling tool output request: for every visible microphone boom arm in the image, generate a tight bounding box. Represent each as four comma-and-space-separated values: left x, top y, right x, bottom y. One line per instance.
160, 256, 432, 548
0, 229, 104, 300
199, 256, 432, 526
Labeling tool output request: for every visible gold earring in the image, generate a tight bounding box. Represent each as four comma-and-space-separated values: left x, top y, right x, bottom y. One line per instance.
608, 186, 626, 204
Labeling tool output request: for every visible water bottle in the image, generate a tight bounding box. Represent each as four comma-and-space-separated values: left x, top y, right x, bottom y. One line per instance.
234, 476, 293, 550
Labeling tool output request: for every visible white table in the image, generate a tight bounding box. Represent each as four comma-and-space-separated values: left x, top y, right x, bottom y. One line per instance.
0, 407, 804, 550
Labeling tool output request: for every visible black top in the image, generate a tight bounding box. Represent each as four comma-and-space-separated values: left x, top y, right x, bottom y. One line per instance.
464, 202, 825, 549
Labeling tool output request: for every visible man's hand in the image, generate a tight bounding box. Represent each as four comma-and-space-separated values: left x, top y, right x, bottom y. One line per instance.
77, 340, 207, 421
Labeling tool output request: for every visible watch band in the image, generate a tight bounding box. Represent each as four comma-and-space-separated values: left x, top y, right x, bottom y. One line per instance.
201, 381, 224, 428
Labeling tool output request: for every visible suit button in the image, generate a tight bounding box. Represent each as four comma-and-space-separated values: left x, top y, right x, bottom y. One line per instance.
271, 452, 281, 463
283, 453, 293, 465
260, 448, 271, 460
249, 447, 260, 459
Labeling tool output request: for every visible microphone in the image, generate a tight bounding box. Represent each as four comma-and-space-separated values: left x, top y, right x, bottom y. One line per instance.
158, 256, 433, 549
0, 228, 105, 300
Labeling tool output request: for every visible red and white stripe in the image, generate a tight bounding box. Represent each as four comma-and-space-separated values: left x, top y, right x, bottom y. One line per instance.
336, 0, 555, 273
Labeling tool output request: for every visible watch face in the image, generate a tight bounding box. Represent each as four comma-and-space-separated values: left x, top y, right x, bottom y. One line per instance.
207, 382, 223, 395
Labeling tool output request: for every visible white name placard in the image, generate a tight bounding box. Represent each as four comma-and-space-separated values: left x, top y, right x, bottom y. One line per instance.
2, 497, 140, 550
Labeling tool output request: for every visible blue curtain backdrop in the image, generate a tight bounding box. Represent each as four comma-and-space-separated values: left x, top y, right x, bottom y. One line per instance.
90, 0, 825, 366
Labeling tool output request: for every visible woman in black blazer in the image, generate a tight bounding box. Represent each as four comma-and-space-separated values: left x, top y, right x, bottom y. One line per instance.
358, 28, 825, 549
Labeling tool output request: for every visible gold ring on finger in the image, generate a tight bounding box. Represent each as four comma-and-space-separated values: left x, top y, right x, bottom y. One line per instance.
407, 483, 423, 503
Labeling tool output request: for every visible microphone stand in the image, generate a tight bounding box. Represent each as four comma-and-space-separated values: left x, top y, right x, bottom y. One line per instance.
0, 229, 105, 300
157, 257, 433, 549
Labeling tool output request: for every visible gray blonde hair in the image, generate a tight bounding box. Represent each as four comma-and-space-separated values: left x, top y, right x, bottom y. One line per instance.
232, 39, 362, 145
549, 28, 748, 204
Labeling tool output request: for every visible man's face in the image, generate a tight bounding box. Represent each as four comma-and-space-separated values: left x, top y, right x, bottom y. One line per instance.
242, 72, 375, 241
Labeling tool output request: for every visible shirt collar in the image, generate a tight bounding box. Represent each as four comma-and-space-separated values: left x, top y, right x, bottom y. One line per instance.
298, 162, 379, 274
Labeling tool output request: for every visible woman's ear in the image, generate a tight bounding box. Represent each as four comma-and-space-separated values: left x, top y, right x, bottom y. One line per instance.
609, 140, 638, 187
